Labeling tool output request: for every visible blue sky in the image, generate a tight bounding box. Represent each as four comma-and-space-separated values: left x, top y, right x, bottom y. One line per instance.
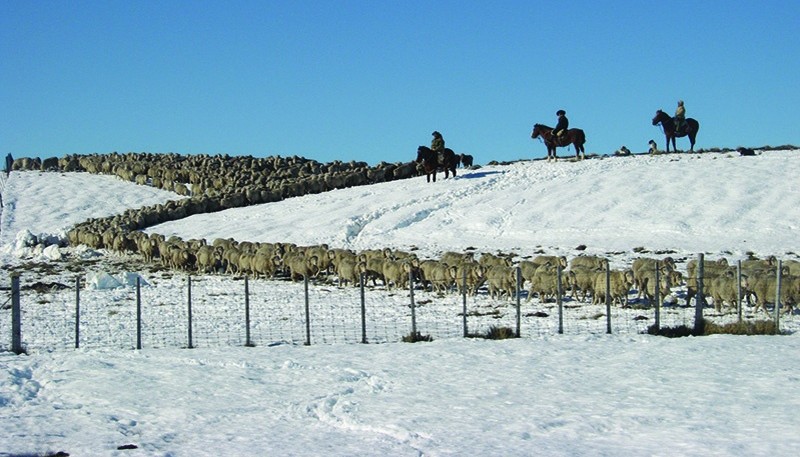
2, 0, 798, 165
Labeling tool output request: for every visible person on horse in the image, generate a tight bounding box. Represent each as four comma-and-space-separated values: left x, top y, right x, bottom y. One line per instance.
431, 131, 446, 163
673, 100, 686, 135
431, 131, 445, 152
553, 110, 569, 143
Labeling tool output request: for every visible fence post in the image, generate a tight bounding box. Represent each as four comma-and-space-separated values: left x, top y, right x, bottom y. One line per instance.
654, 261, 661, 332
75, 276, 81, 349
736, 260, 743, 323
136, 276, 142, 350
515, 266, 522, 338
409, 270, 417, 338
604, 263, 611, 332
557, 263, 563, 335
360, 273, 367, 344
244, 276, 252, 347
11, 274, 23, 355
187, 276, 194, 349
694, 253, 705, 335
774, 260, 782, 334
304, 275, 311, 346
462, 268, 468, 338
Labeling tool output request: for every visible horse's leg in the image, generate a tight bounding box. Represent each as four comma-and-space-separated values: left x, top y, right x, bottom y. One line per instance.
664, 135, 670, 153
689, 133, 695, 152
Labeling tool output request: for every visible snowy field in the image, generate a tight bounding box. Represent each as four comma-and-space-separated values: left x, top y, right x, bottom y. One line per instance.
1, 150, 799, 456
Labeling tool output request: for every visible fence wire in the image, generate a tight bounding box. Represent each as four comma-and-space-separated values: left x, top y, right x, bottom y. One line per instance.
0, 266, 794, 354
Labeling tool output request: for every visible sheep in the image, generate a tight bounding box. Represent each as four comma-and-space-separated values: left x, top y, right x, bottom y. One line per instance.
570, 255, 608, 271
685, 257, 729, 306
335, 257, 367, 287
440, 251, 474, 266
632, 258, 675, 300
478, 252, 512, 269
592, 269, 634, 307
527, 264, 572, 302
453, 261, 487, 296
418, 260, 457, 294
286, 254, 320, 282
196, 245, 223, 274
485, 265, 518, 300
530, 255, 568, 270
382, 259, 413, 291
250, 252, 282, 279
567, 265, 604, 302
706, 268, 749, 312
746, 271, 800, 314
737, 147, 756, 156
638, 267, 674, 306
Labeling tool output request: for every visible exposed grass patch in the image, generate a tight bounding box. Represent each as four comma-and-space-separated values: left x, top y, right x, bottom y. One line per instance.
646, 318, 781, 337
402, 331, 432, 343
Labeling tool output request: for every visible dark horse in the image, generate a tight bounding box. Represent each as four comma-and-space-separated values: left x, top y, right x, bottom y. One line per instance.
530, 124, 586, 161
652, 110, 699, 153
415, 146, 458, 182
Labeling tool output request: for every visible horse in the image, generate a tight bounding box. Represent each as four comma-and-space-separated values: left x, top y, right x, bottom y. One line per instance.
652, 110, 700, 153
530, 124, 586, 161
415, 146, 458, 182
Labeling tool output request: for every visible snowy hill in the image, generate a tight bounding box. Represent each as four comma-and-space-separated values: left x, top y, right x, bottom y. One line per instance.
1, 150, 800, 456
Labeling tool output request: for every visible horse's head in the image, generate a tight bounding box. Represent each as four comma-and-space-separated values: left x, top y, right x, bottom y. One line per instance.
652, 110, 666, 126
415, 146, 430, 163
531, 124, 553, 140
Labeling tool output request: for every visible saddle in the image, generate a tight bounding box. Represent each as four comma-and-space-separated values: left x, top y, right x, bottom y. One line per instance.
673, 118, 686, 135
553, 131, 570, 147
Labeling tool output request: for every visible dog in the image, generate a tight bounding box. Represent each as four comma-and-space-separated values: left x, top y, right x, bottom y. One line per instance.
648, 140, 658, 154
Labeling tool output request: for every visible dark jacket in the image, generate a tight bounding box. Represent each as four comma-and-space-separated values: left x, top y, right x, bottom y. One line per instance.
554, 115, 569, 134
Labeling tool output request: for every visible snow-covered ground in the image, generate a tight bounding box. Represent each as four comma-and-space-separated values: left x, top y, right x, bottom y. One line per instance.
1, 150, 799, 456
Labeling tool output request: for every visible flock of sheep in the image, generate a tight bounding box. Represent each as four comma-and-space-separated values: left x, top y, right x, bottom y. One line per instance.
11, 152, 800, 314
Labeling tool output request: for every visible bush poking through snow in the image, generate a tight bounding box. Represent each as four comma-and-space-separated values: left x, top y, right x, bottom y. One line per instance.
402, 331, 433, 343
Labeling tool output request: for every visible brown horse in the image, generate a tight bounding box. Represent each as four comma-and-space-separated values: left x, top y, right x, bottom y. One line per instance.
416, 146, 458, 182
531, 124, 586, 161
652, 110, 699, 153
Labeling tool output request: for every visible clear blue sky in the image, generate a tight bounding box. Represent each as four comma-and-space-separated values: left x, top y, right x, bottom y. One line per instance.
2, 0, 798, 165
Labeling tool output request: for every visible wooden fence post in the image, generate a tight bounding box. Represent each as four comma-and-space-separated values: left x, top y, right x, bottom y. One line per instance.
360, 273, 367, 344
694, 253, 705, 335
187, 276, 194, 349
409, 269, 417, 338
11, 274, 23, 355
462, 268, 468, 337
75, 276, 81, 349
557, 263, 563, 335
304, 275, 311, 346
653, 261, 661, 332
605, 260, 612, 334
736, 260, 743, 322
136, 276, 142, 350
774, 260, 782, 334
515, 266, 522, 338
244, 276, 252, 347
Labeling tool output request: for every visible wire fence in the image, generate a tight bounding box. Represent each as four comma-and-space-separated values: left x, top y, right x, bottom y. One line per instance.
2, 256, 792, 354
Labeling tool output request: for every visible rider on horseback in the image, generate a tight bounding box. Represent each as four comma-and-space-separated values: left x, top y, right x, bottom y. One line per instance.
431, 131, 446, 164
431, 131, 445, 152
673, 100, 686, 134
553, 110, 568, 143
